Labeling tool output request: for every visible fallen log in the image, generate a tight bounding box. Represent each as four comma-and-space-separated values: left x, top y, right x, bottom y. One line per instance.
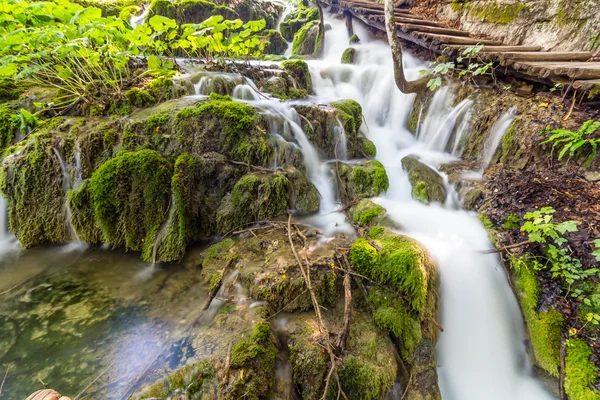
398, 24, 471, 37
412, 32, 503, 46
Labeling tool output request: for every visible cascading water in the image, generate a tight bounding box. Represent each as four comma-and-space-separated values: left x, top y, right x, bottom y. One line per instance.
129, 6, 149, 28
308, 10, 555, 400
52, 147, 82, 243
481, 107, 517, 168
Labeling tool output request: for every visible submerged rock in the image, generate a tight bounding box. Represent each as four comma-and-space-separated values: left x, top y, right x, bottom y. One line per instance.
401, 155, 446, 205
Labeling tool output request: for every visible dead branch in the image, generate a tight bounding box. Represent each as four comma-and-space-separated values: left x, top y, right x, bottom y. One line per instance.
228, 159, 282, 173
202, 258, 235, 311
384, 0, 429, 93
0, 364, 11, 396
74, 363, 113, 400
335, 269, 352, 353
315, 0, 326, 57
400, 372, 413, 400
286, 214, 346, 400
480, 240, 533, 254
562, 89, 577, 121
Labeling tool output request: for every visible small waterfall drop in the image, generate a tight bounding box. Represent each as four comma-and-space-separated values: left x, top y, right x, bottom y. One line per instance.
481, 107, 517, 169
334, 117, 348, 160
52, 147, 81, 243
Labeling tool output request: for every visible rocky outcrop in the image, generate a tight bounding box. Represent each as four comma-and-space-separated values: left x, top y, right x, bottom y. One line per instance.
436, 0, 600, 51
335, 160, 390, 203
401, 155, 447, 205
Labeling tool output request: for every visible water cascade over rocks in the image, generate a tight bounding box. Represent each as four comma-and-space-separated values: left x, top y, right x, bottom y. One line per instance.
309, 11, 554, 400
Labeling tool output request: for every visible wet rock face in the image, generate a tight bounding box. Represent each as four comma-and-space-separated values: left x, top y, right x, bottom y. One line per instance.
336, 160, 390, 203
401, 155, 447, 205
437, 0, 600, 51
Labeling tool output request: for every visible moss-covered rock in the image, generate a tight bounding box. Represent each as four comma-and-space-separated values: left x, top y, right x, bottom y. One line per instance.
262, 76, 307, 100
565, 339, 600, 400
512, 257, 563, 377
349, 34, 360, 44
336, 160, 389, 202
260, 29, 288, 55
350, 199, 386, 227
216, 172, 290, 234
349, 227, 440, 398
1, 134, 71, 247
292, 21, 319, 56
0, 104, 14, 152
334, 314, 398, 400
173, 98, 270, 165
78, 149, 171, 261
401, 155, 446, 205
141, 360, 217, 399
341, 47, 356, 64
119, 5, 140, 21
280, 7, 319, 41
285, 167, 320, 213
282, 60, 312, 94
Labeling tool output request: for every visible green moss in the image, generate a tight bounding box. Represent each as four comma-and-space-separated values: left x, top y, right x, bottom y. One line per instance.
141, 360, 217, 399
174, 99, 269, 165
341, 47, 356, 64
0, 79, 25, 102
145, 111, 170, 135
145, 76, 177, 103
351, 199, 385, 226
85, 149, 171, 261
334, 314, 397, 400
349, 34, 360, 44
282, 59, 312, 93
228, 321, 278, 399
500, 119, 520, 163
216, 173, 289, 234
107, 101, 132, 116
401, 155, 445, 205
205, 238, 235, 262
565, 339, 600, 400
513, 258, 563, 376
119, 5, 140, 21
260, 29, 288, 55
479, 213, 494, 230
208, 92, 232, 101
331, 100, 363, 145
68, 180, 103, 244
360, 137, 376, 158
339, 160, 389, 200
280, 7, 319, 41
459, 1, 525, 24
124, 88, 156, 108
0, 105, 14, 152
1, 135, 70, 247
502, 214, 520, 230
368, 287, 422, 358
148, 0, 176, 19
351, 227, 434, 313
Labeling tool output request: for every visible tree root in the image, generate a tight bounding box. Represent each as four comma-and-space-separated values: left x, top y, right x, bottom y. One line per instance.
480, 240, 532, 254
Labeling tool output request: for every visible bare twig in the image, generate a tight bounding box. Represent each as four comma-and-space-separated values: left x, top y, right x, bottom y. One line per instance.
480, 240, 533, 254
202, 258, 235, 311
400, 372, 413, 400
562, 89, 577, 121
0, 364, 11, 396
227, 159, 282, 173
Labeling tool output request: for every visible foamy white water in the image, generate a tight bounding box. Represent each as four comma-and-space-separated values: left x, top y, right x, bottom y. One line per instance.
308, 10, 554, 400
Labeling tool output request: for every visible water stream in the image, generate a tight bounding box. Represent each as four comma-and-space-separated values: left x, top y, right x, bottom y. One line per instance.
309, 11, 554, 400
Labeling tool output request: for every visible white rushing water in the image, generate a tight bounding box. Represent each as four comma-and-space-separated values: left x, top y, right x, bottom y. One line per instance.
305, 10, 554, 400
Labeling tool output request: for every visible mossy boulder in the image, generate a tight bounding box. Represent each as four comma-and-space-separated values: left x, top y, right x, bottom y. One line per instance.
341, 47, 356, 64
285, 167, 320, 213
280, 7, 319, 41
0, 104, 15, 152
140, 360, 217, 398
216, 172, 290, 234
262, 75, 307, 100
336, 160, 389, 203
350, 227, 441, 398
173, 97, 271, 165
282, 60, 312, 93
401, 155, 446, 205
1, 134, 71, 247
72, 150, 171, 261
349, 34, 360, 44
292, 21, 319, 56
350, 199, 386, 227
260, 29, 288, 55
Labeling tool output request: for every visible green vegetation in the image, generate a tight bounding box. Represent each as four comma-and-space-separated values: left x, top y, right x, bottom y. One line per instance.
279, 7, 319, 41
338, 160, 389, 201
351, 199, 386, 226
282, 59, 312, 93
401, 155, 446, 205
341, 48, 356, 64
565, 339, 600, 400
84, 149, 171, 261
349, 34, 360, 44
512, 257, 563, 376
542, 120, 600, 169
141, 360, 217, 399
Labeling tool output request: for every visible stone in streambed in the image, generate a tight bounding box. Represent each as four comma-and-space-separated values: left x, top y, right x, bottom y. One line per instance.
401, 155, 446, 205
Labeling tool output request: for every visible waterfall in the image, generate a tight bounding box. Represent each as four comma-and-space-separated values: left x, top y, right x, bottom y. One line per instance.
334, 117, 348, 160
481, 107, 517, 169
308, 10, 554, 400
130, 6, 149, 29
52, 147, 81, 243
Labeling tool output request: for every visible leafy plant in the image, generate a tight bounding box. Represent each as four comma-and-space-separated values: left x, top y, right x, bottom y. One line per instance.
521, 207, 598, 288
10, 109, 38, 134
420, 43, 495, 91
542, 120, 600, 168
